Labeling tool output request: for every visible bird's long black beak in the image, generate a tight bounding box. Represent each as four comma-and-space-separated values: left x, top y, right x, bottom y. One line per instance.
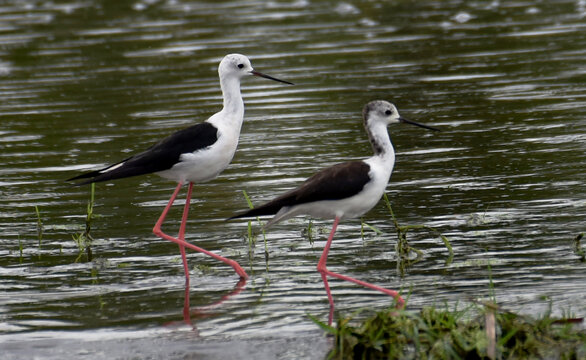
399, 117, 440, 131
251, 70, 294, 85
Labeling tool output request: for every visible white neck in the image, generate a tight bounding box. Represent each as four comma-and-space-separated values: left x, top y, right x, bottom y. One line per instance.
220, 76, 244, 117
207, 75, 245, 135
364, 121, 395, 186
367, 121, 395, 162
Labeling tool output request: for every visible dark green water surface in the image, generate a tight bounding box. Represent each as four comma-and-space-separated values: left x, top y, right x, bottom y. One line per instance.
1, 1, 584, 358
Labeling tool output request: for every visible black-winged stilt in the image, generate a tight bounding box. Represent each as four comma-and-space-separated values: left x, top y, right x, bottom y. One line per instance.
68, 54, 293, 286
229, 100, 439, 324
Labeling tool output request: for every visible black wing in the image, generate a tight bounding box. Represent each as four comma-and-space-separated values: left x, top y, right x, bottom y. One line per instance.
230, 161, 371, 219
67, 122, 219, 185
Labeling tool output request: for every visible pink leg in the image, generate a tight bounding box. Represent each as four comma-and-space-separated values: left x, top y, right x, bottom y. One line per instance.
317, 217, 405, 325
177, 183, 194, 277
320, 271, 335, 326
152, 182, 249, 279
177, 183, 193, 313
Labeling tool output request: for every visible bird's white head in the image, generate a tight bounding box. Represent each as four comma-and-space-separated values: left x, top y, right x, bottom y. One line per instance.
218, 53, 293, 85
218, 54, 254, 80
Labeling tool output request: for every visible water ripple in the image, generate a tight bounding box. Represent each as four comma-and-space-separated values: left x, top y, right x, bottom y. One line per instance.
0, 1, 584, 357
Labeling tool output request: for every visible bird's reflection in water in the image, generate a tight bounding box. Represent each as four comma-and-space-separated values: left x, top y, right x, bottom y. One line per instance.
164, 277, 247, 332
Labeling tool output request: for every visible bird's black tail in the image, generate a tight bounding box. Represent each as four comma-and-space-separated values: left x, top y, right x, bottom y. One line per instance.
66, 156, 141, 185
66, 170, 103, 185
228, 202, 284, 220
67, 170, 107, 186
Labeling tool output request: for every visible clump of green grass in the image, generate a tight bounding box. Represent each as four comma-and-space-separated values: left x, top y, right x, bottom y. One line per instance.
317, 301, 585, 360
72, 183, 96, 262
314, 265, 584, 359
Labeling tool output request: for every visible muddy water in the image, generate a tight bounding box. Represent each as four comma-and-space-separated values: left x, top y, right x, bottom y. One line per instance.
1, 0, 585, 358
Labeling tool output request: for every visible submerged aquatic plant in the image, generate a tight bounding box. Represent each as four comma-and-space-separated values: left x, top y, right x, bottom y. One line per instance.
34, 205, 43, 258
18, 235, 23, 264
572, 233, 584, 262
241, 190, 269, 273
355, 194, 451, 273
382, 193, 453, 270
72, 183, 96, 263
306, 219, 314, 246
360, 219, 383, 241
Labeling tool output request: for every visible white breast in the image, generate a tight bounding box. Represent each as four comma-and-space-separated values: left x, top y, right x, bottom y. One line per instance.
156, 126, 240, 183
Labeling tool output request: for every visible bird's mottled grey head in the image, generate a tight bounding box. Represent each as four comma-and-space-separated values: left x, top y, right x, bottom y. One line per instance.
362, 100, 440, 131
361, 100, 439, 155
362, 100, 401, 127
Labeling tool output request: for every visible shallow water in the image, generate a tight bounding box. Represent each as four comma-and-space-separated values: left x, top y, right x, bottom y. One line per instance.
1, 0, 585, 358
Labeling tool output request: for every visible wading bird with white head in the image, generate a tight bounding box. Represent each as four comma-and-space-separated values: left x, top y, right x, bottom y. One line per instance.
229, 100, 439, 325
68, 54, 293, 287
